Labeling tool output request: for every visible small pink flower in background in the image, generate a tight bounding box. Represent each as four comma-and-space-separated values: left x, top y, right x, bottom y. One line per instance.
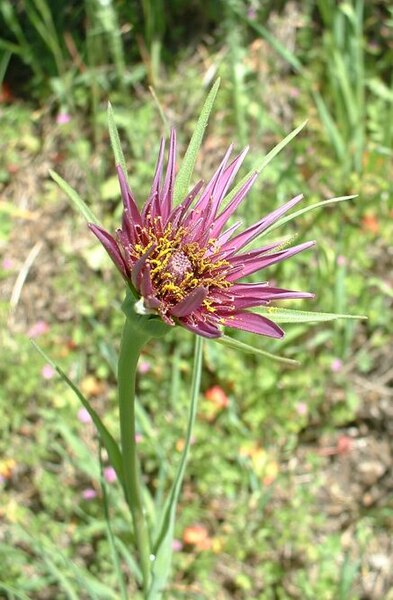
247, 6, 257, 19
41, 364, 55, 380
138, 359, 151, 374
56, 111, 71, 125
330, 358, 343, 372
171, 539, 183, 551
135, 433, 143, 444
337, 255, 346, 267
2, 258, 13, 270
28, 320, 49, 338
82, 488, 97, 500
295, 402, 308, 416
89, 130, 315, 339
77, 407, 92, 424
103, 466, 117, 483
289, 87, 300, 98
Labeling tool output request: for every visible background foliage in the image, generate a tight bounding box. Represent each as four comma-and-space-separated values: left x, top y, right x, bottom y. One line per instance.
1, 1, 392, 598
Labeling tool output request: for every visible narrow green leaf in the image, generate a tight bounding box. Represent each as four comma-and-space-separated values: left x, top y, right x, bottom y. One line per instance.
214, 335, 299, 367
31, 340, 124, 489
254, 306, 366, 324
239, 9, 303, 74
312, 90, 347, 161
40, 555, 79, 600
0, 584, 31, 600
39, 534, 118, 599
222, 120, 308, 207
115, 538, 143, 585
149, 337, 204, 598
49, 169, 100, 225
99, 443, 128, 600
266, 194, 357, 235
173, 79, 221, 205
338, 555, 361, 600
107, 101, 129, 186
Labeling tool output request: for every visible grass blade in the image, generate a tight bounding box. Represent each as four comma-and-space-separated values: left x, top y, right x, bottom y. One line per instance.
0, 584, 31, 600
107, 101, 129, 186
149, 336, 203, 598
30, 340, 124, 489
254, 306, 366, 324
266, 195, 357, 236
222, 120, 308, 207
215, 335, 299, 367
99, 443, 128, 600
49, 169, 100, 225
312, 90, 347, 161
173, 78, 221, 204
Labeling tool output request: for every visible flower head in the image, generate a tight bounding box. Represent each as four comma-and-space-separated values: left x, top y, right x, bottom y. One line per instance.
90, 131, 314, 339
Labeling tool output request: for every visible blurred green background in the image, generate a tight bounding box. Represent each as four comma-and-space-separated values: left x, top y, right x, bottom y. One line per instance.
0, 0, 392, 598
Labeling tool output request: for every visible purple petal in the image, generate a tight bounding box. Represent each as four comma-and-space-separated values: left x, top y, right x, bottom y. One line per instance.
210, 171, 258, 237
190, 145, 233, 218
161, 128, 177, 222
214, 146, 250, 202
232, 289, 314, 310
208, 221, 242, 252
169, 180, 204, 228
231, 283, 314, 301
150, 137, 165, 198
88, 224, 129, 279
131, 244, 156, 288
180, 316, 221, 338
221, 194, 304, 253
171, 286, 208, 317
220, 239, 283, 261
184, 199, 214, 244
117, 166, 141, 226
220, 311, 284, 338
228, 241, 315, 281
140, 263, 155, 297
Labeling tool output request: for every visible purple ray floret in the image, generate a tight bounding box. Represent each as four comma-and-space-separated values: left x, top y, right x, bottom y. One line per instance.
89, 130, 315, 339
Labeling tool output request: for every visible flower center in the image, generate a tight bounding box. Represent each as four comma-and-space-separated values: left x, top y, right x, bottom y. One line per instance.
131, 220, 231, 308
166, 251, 193, 283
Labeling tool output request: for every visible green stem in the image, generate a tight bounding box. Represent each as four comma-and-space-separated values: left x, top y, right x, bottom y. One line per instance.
147, 335, 203, 600
118, 317, 152, 595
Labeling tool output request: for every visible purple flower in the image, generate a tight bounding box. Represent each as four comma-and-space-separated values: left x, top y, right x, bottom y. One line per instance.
82, 488, 97, 500
103, 466, 117, 483
2, 258, 13, 270
171, 538, 183, 551
77, 407, 92, 424
28, 320, 49, 338
41, 364, 55, 379
138, 359, 151, 374
56, 111, 71, 125
89, 131, 314, 339
330, 358, 343, 372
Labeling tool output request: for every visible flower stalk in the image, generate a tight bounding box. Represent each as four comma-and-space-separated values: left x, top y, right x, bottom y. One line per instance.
117, 314, 152, 594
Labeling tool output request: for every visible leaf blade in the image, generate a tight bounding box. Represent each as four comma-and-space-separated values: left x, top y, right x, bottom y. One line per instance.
222, 120, 308, 207
107, 101, 129, 185
49, 169, 100, 225
214, 335, 299, 367
173, 79, 221, 205
265, 195, 357, 235
31, 340, 124, 488
254, 306, 366, 324
148, 337, 204, 598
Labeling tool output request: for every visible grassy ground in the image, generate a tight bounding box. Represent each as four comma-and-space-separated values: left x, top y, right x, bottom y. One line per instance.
1, 2, 392, 599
